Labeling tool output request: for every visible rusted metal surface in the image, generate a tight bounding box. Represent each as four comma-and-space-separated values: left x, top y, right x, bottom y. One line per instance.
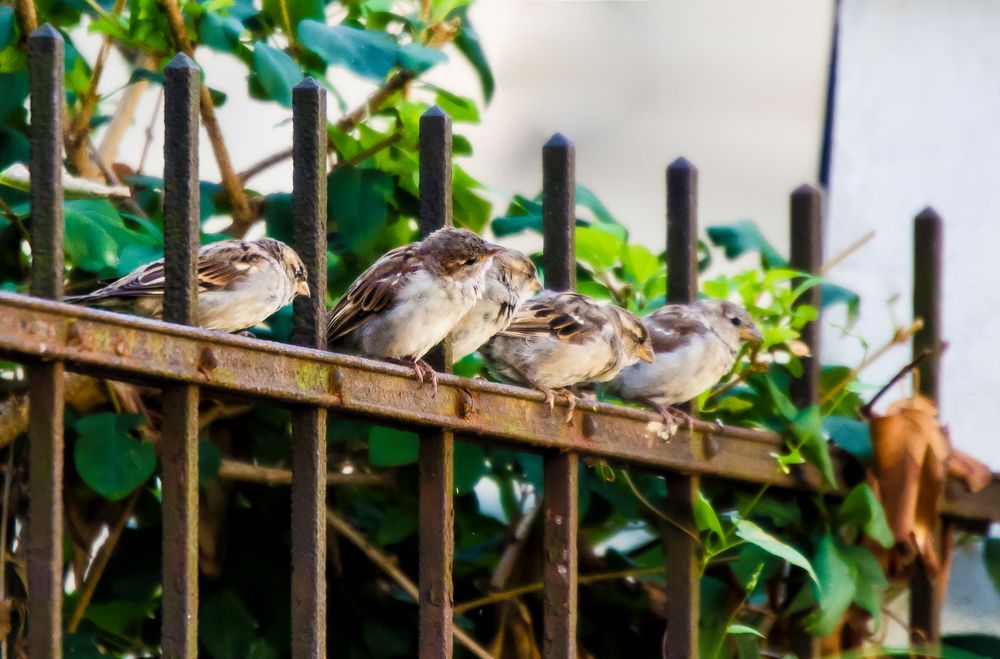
27, 25, 65, 659
3, 292, 999, 522
540, 133, 579, 658
417, 106, 455, 659
787, 184, 824, 659
663, 157, 700, 659
541, 134, 576, 292
910, 207, 944, 643
290, 78, 328, 659
789, 184, 823, 408
161, 53, 201, 659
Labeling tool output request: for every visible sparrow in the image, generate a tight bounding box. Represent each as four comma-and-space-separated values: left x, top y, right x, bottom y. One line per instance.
481, 291, 655, 420
326, 227, 503, 389
607, 299, 763, 428
448, 246, 542, 361
66, 238, 310, 333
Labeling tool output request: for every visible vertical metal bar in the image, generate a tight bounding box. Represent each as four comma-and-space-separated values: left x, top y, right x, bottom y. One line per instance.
788, 184, 823, 659
27, 24, 65, 659
417, 106, 455, 659
664, 157, 699, 659
161, 52, 201, 659
542, 134, 576, 291
290, 77, 328, 659
910, 207, 943, 644
788, 185, 823, 410
541, 133, 578, 659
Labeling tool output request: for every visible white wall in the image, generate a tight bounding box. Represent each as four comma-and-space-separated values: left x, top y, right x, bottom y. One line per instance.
827, 0, 1000, 469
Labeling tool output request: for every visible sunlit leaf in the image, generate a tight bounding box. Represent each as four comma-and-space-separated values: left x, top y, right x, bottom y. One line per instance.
252, 42, 303, 107
298, 20, 398, 80
734, 519, 818, 586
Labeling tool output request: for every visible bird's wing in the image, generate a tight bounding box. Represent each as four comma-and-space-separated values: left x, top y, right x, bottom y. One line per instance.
67, 241, 270, 302
644, 304, 710, 354
326, 244, 422, 341
498, 292, 603, 343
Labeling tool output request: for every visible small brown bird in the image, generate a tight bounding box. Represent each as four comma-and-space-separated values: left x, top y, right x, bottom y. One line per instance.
607, 299, 762, 427
326, 227, 502, 389
448, 246, 542, 361
482, 290, 654, 419
66, 238, 310, 333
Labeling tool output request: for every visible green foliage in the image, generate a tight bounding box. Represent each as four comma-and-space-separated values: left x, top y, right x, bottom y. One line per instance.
73, 413, 156, 500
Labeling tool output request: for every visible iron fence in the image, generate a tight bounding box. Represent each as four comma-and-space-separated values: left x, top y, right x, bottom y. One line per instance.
2, 25, 999, 659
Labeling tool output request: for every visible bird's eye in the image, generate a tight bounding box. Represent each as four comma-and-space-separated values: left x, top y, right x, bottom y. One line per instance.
462, 257, 478, 266
730, 317, 742, 327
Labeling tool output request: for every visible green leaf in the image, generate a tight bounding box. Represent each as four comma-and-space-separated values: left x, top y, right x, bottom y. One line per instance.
576, 223, 625, 270
837, 484, 893, 548
63, 200, 125, 272
83, 599, 152, 637
376, 504, 418, 545
763, 376, 797, 420
727, 624, 764, 637
984, 538, 1000, 596
200, 590, 258, 659
843, 544, 888, 626
200, 10, 244, 53
433, 88, 479, 123
263, 0, 323, 34
0, 72, 27, 122
454, 440, 486, 494
707, 220, 786, 268
454, 11, 494, 102
819, 281, 861, 322
298, 20, 398, 80
734, 519, 818, 586
199, 440, 222, 488
806, 532, 856, 637
0, 7, 15, 52
263, 192, 293, 244
252, 42, 303, 107
823, 415, 871, 462
247, 640, 280, 659
943, 634, 1000, 659
492, 214, 542, 237
368, 426, 419, 466
693, 491, 724, 542
576, 184, 621, 226
74, 413, 156, 500
397, 43, 447, 73
793, 407, 837, 488
621, 244, 659, 286
328, 167, 393, 251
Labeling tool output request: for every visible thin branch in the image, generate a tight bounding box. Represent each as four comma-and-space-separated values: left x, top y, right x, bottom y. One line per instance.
819, 319, 924, 406
66, 489, 141, 632
219, 460, 393, 487
820, 230, 876, 275
137, 88, 163, 175
325, 509, 493, 659
237, 70, 415, 184
454, 566, 665, 615
489, 501, 541, 591
621, 470, 701, 544
859, 347, 937, 419
160, 0, 254, 234
67, 0, 127, 170
12, 0, 36, 47
98, 54, 157, 165
332, 133, 403, 172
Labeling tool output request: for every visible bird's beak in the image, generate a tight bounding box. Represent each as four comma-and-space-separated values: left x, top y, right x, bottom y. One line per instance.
637, 344, 655, 363
740, 325, 763, 344
296, 281, 311, 298
529, 276, 542, 292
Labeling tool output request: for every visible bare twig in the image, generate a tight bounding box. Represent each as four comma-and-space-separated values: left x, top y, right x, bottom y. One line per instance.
66, 489, 141, 632
98, 54, 157, 165
67, 0, 127, 172
455, 566, 665, 615
489, 501, 541, 591
859, 347, 938, 419
819, 319, 924, 406
161, 0, 254, 234
219, 460, 393, 487
237, 70, 415, 184
325, 508, 493, 659
621, 470, 701, 544
820, 230, 876, 275
137, 89, 163, 175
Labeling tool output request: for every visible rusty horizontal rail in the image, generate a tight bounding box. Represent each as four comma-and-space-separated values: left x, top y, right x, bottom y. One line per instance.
2, 292, 997, 522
